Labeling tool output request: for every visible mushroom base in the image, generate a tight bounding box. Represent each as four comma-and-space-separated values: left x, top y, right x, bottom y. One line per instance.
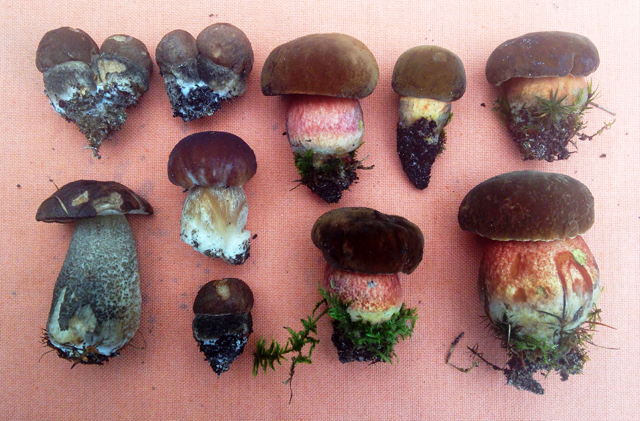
294, 150, 365, 203
193, 313, 253, 375
396, 117, 447, 190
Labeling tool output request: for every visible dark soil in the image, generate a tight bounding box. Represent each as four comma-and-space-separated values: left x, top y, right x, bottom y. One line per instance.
197, 334, 249, 375
330, 320, 385, 364
396, 118, 445, 190
164, 78, 223, 122
298, 152, 361, 204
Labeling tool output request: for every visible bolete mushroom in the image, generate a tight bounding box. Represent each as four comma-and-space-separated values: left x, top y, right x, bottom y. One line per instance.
458, 171, 602, 394
312, 207, 424, 363
168, 131, 257, 264
36, 28, 152, 157
36, 180, 153, 365
486, 32, 601, 161
155, 23, 253, 121
392, 46, 466, 189
193, 278, 254, 375
261, 33, 379, 203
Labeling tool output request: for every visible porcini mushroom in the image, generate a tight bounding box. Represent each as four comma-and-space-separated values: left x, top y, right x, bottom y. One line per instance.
261, 33, 379, 203
486, 32, 602, 161
36, 28, 152, 157
36, 180, 153, 365
192, 278, 254, 375
168, 131, 257, 264
392, 46, 466, 189
155, 23, 253, 121
457, 171, 602, 394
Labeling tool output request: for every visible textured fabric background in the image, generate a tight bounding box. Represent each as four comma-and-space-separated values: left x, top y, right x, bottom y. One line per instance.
1, 0, 638, 420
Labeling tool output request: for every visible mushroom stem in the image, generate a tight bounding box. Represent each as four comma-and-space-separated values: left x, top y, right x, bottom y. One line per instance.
180, 185, 250, 265
46, 214, 141, 364
502, 75, 588, 112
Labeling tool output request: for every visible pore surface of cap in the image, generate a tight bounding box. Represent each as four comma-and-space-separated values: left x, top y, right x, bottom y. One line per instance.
458, 171, 594, 241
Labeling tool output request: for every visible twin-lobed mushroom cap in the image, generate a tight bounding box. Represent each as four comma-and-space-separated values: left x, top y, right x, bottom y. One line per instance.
261, 33, 379, 99
36, 180, 153, 223
168, 131, 257, 190
485, 31, 600, 86
312, 207, 424, 275
458, 171, 594, 241
392, 45, 466, 102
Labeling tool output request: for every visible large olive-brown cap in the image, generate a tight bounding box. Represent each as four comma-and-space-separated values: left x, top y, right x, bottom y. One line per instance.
392, 46, 466, 102
312, 207, 424, 274
193, 278, 254, 315
101, 34, 153, 76
36, 27, 99, 73
196, 23, 253, 76
458, 171, 594, 241
155, 29, 198, 73
486, 31, 599, 86
36, 180, 153, 223
168, 131, 257, 189
261, 33, 379, 99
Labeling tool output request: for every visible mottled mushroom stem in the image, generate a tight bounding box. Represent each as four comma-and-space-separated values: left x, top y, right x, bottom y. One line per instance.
287, 95, 366, 204
397, 97, 451, 190
46, 215, 141, 365
480, 235, 601, 394
180, 185, 250, 265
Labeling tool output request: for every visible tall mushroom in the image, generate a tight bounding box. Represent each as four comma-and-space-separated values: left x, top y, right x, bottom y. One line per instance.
458, 171, 602, 394
486, 32, 601, 161
261, 34, 379, 203
392, 46, 466, 189
156, 23, 254, 121
36, 180, 153, 365
36, 28, 152, 157
168, 131, 257, 265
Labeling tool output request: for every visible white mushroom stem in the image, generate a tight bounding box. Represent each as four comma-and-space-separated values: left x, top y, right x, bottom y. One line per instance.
180, 185, 251, 265
398, 97, 451, 141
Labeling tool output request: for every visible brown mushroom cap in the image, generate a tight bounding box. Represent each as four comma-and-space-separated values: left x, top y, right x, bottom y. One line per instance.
168, 131, 257, 189
36, 180, 153, 223
36, 27, 99, 73
155, 29, 198, 73
261, 33, 379, 99
312, 207, 424, 275
486, 31, 600, 86
458, 171, 594, 241
392, 46, 466, 102
196, 23, 253, 76
101, 35, 153, 76
193, 278, 254, 315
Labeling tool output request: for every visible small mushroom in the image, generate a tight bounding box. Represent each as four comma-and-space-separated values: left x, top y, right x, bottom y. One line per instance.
36, 180, 153, 365
261, 34, 379, 203
312, 207, 424, 363
486, 32, 601, 161
192, 278, 254, 375
458, 171, 602, 394
36, 28, 152, 157
168, 131, 257, 264
155, 23, 253, 121
392, 46, 466, 189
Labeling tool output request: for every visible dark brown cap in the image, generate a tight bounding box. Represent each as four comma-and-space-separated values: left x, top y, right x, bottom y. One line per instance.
155, 29, 198, 73
193, 278, 254, 315
458, 171, 595, 241
36, 27, 99, 73
312, 207, 424, 275
101, 35, 153, 76
261, 33, 379, 99
392, 45, 466, 102
168, 131, 257, 189
36, 180, 153, 223
196, 23, 253, 76
486, 31, 600, 86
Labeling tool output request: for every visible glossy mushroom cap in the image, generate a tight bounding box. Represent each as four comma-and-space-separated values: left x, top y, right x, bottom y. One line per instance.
36, 180, 153, 223
458, 171, 595, 241
392, 46, 466, 102
101, 35, 153, 76
312, 207, 424, 275
193, 278, 254, 315
155, 30, 199, 73
261, 33, 379, 98
486, 31, 600, 86
36, 27, 99, 73
196, 23, 253, 76
168, 131, 257, 189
